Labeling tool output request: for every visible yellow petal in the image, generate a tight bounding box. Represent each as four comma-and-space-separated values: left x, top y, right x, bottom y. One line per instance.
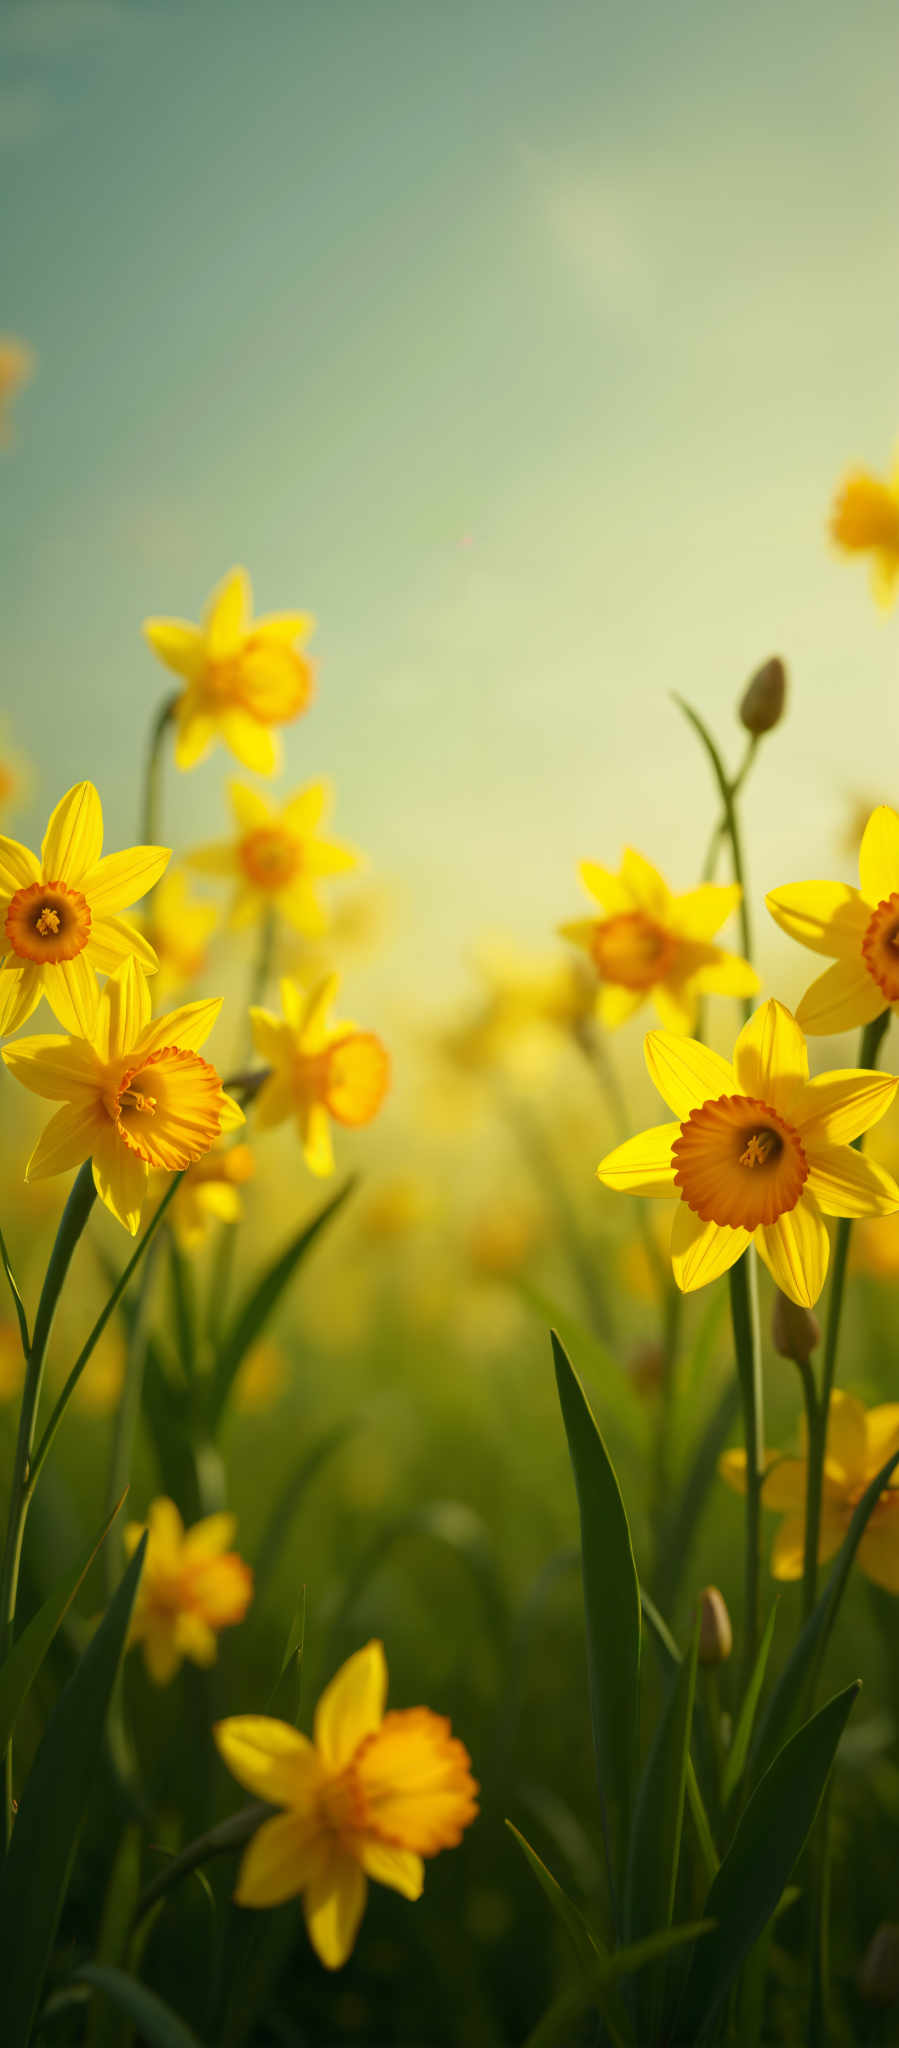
280, 883, 328, 937
578, 860, 632, 912
174, 1612, 218, 1667
644, 1031, 736, 1119
795, 1069, 899, 1145
303, 1847, 367, 1970
41, 955, 100, 1038
688, 951, 760, 998
174, 711, 217, 771
765, 880, 869, 958
182, 1512, 236, 1561
595, 983, 644, 1028
652, 982, 697, 1034
41, 782, 103, 885
300, 1100, 335, 1176
761, 1458, 809, 1511
806, 1141, 899, 1219
26, 1100, 100, 1180
354, 1837, 424, 1900
1, 1033, 98, 1099
253, 1072, 294, 1131
142, 619, 205, 677
283, 781, 331, 836
234, 1813, 326, 1908
857, 1518, 899, 1593
866, 1406, 899, 1472
298, 974, 340, 1047
219, 1092, 245, 1132
88, 916, 160, 977
205, 566, 250, 658
146, 1496, 185, 1558
250, 1006, 290, 1065
91, 1127, 147, 1234
670, 1206, 751, 1291
135, 996, 222, 1057
620, 848, 670, 915
825, 1391, 869, 1484
795, 959, 886, 1036
303, 838, 361, 878
733, 1000, 808, 1116
718, 1448, 749, 1496
80, 846, 171, 916
254, 610, 315, 647
140, 1623, 180, 1686
0, 961, 42, 1037
596, 1123, 680, 1195
770, 1512, 806, 1580
219, 708, 278, 776
313, 1640, 387, 1772
755, 1193, 830, 1307
229, 782, 273, 832
184, 841, 239, 877
105, 958, 152, 1061
859, 805, 899, 906
0, 835, 40, 895
214, 1715, 322, 1807
670, 882, 741, 941
355, 1706, 478, 1853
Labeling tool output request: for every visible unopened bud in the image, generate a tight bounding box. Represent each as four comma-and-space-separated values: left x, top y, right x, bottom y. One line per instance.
697, 1586, 733, 1666
772, 1290, 821, 1364
739, 656, 787, 736
627, 1341, 664, 1398
858, 1924, 899, 2007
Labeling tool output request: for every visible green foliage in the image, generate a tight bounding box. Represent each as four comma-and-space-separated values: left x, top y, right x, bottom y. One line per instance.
0, 1495, 124, 1759
206, 1178, 356, 1427
75, 1964, 207, 2048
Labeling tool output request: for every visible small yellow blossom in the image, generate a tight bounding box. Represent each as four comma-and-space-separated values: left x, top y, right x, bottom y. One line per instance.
596, 1000, 899, 1307
186, 781, 359, 937
0, 730, 31, 821
2, 957, 243, 1233
69, 1327, 126, 1415
251, 974, 389, 1176
469, 1195, 545, 1278
125, 1497, 253, 1685
0, 1323, 24, 1403
358, 1178, 433, 1243
143, 567, 315, 774
560, 850, 758, 1033
767, 804, 899, 1035
0, 781, 169, 1038
215, 1640, 478, 1969
0, 337, 34, 445
140, 869, 219, 1001
167, 1143, 255, 1251
830, 458, 899, 609
720, 1391, 899, 1590
234, 1340, 288, 1413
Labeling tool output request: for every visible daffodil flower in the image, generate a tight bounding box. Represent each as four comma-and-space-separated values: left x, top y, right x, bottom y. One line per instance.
140, 868, 219, 1001
186, 780, 359, 936
167, 1142, 255, 1250
0, 781, 169, 1038
125, 1498, 253, 1685
767, 804, 899, 1036
720, 1392, 899, 1590
143, 566, 315, 773
830, 458, 899, 609
1, 957, 243, 1232
215, 1640, 478, 1969
560, 849, 759, 1032
596, 999, 899, 1306
250, 974, 389, 1176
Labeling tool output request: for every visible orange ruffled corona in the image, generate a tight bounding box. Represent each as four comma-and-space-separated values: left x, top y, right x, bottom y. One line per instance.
250, 973, 389, 1176
767, 804, 899, 1036
143, 566, 316, 774
560, 848, 758, 1032
596, 1000, 899, 1307
720, 1392, 899, 1591
215, 1640, 478, 1969
126, 1497, 253, 1684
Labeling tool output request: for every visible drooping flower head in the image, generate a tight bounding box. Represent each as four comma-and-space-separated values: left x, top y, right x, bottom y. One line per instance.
167, 1142, 255, 1250
767, 805, 899, 1036
830, 457, 899, 609
720, 1391, 899, 1590
250, 973, 389, 1176
215, 1640, 478, 1969
125, 1497, 253, 1684
186, 780, 359, 937
2, 957, 243, 1232
143, 567, 315, 774
0, 781, 169, 1039
139, 868, 219, 1001
560, 850, 759, 1033
596, 1000, 899, 1307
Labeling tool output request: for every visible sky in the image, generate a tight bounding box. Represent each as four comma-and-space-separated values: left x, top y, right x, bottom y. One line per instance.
3, 0, 899, 1046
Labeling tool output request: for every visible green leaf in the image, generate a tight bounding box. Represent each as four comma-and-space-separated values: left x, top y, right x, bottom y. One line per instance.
266, 1589, 306, 1724
750, 1448, 899, 1784
329, 1499, 508, 1648
523, 1922, 715, 2048
551, 1331, 641, 1908
640, 1592, 719, 1885
505, 1820, 606, 1973
0, 1534, 147, 2048
254, 1421, 356, 1587
0, 1494, 125, 1759
75, 1965, 206, 2048
673, 1681, 860, 2043
207, 1179, 355, 1427
0, 1223, 29, 1355
625, 1612, 699, 1944
721, 1599, 778, 1810
519, 1283, 649, 1449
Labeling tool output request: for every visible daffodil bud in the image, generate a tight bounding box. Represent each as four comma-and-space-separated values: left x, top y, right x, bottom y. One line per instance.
772, 1289, 821, 1364
739, 656, 787, 736
858, 1924, 899, 2007
697, 1586, 733, 1666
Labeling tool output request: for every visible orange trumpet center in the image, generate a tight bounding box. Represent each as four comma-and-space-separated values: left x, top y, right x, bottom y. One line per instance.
590, 911, 677, 991
5, 880, 92, 963
862, 894, 899, 1004
239, 826, 302, 891
109, 1046, 225, 1170
672, 1093, 809, 1230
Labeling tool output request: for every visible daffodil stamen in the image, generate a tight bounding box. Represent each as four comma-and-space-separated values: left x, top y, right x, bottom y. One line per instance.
739, 1130, 779, 1168
35, 906, 60, 936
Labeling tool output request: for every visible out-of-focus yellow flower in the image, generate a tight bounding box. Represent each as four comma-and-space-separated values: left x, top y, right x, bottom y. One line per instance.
187, 781, 359, 937
560, 850, 758, 1033
167, 1142, 255, 1250
3, 958, 243, 1233
70, 1327, 126, 1415
469, 1195, 544, 1278
0, 731, 31, 821
476, 940, 596, 1036
125, 1496, 253, 1684
0, 337, 34, 445
720, 1391, 899, 1590
357, 1177, 433, 1243
140, 869, 218, 1001
251, 974, 389, 1177
215, 1640, 478, 1968
767, 804, 899, 1036
143, 567, 316, 774
597, 1000, 899, 1307
233, 1339, 287, 1413
830, 458, 899, 609
0, 781, 169, 1038
0, 1323, 24, 1403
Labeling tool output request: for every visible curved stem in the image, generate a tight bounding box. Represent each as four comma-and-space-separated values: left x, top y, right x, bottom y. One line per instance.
141, 692, 178, 847
700, 735, 758, 883
796, 1355, 822, 1624
104, 1234, 163, 1596
674, 698, 755, 1021
730, 1249, 764, 1687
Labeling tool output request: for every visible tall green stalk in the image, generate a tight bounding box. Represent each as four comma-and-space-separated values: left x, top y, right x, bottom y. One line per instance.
730, 1249, 764, 1686
141, 693, 177, 847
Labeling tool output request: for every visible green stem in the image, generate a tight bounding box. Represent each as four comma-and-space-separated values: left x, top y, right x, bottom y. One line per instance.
675, 698, 755, 1021
0, 1160, 96, 1843
796, 1355, 822, 1625
140, 692, 177, 847
700, 735, 758, 883
651, 1280, 683, 1580
104, 1235, 163, 1597
729, 1249, 764, 1687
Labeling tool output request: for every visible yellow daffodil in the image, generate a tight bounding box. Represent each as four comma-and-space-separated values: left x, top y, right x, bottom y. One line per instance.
0, 730, 31, 821
69, 1328, 125, 1415
596, 999, 899, 1306
2, 957, 243, 1233
233, 1340, 288, 1414
125, 1497, 253, 1685
830, 457, 899, 609
215, 1640, 478, 1969
141, 869, 219, 1001
143, 566, 316, 774
186, 781, 359, 937
250, 974, 389, 1176
0, 336, 34, 445
167, 1142, 255, 1250
560, 850, 758, 1032
767, 804, 899, 1036
0, 781, 169, 1039
0, 1323, 24, 1403
720, 1392, 899, 1590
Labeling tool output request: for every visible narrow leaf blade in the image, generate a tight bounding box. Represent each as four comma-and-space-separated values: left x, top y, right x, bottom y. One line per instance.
208, 1180, 355, 1426
75, 1964, 206, 2048
721, 1599, 778, 1809
0, 1495, 125, 1757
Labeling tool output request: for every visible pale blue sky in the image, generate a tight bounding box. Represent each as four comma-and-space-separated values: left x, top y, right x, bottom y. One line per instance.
3, 0, 899, 1034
